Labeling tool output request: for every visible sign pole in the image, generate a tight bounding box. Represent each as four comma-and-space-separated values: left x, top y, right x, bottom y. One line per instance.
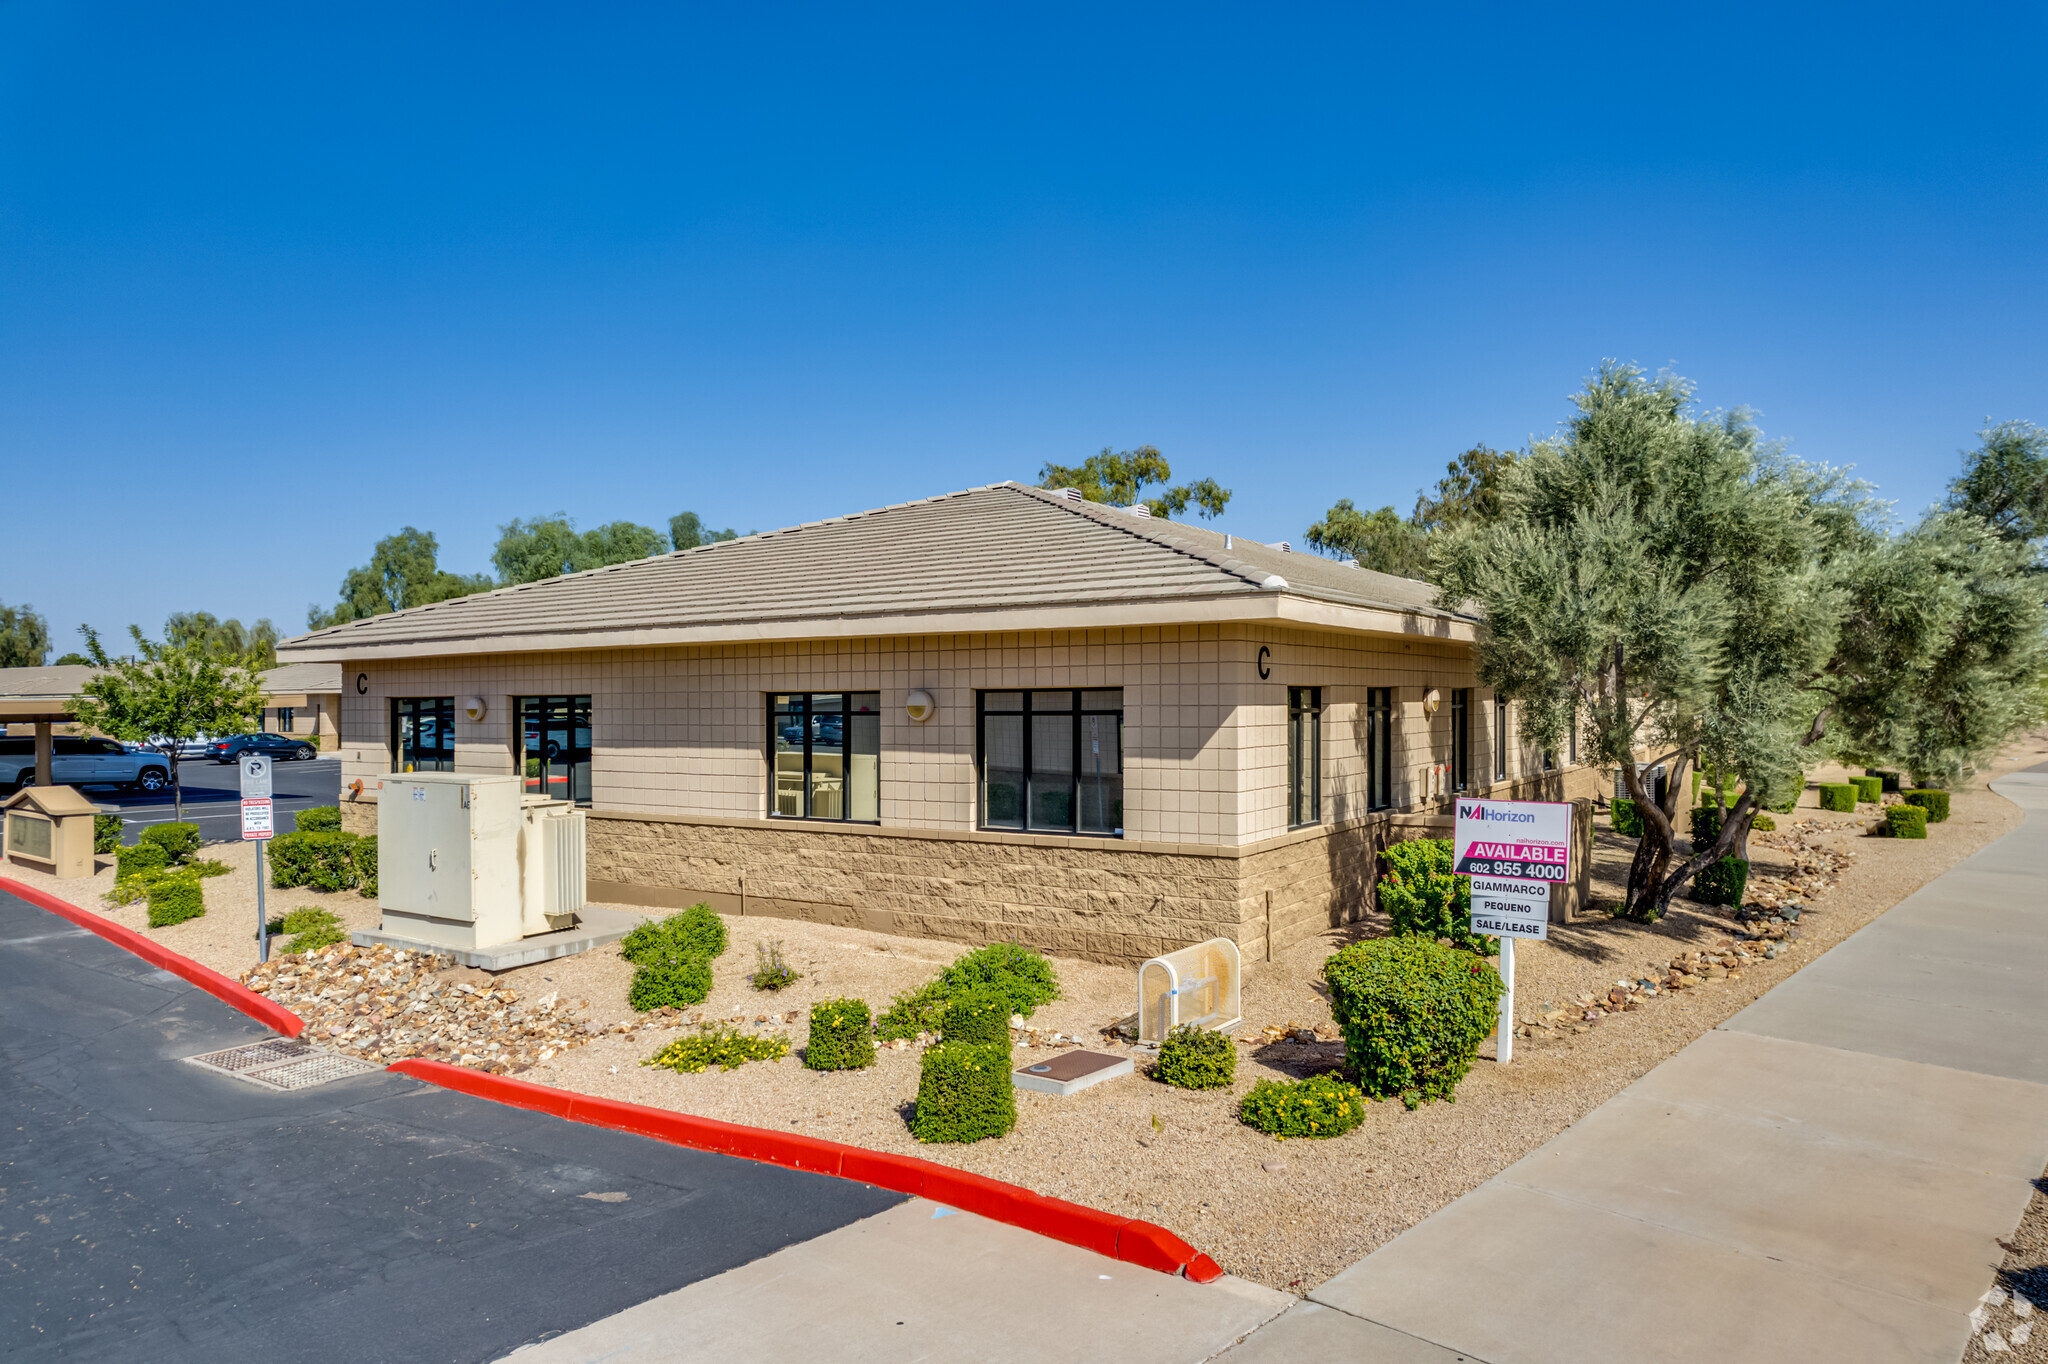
1497, 936, 1514, 1065
256, 841, 268, 964
239, 753, 275, 965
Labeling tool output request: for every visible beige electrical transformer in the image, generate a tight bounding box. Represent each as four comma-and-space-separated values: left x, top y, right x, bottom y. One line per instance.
375, 772, 586, 953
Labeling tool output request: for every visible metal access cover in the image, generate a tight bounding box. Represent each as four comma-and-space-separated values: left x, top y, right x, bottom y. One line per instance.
185, 1039, 382, 1091
1012, 1049, 1134, 1097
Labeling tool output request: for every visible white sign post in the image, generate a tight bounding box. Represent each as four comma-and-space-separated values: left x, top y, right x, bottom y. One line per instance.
1455, 797, 1575, 1065
241, 754, 274, 963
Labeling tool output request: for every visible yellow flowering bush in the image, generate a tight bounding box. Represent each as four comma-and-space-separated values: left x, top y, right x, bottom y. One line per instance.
1238, 1074, 1367, 1140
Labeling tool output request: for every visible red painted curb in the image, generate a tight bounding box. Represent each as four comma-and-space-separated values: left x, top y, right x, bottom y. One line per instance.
386, 1056, 1218, 1281
1, 875, 304, 1038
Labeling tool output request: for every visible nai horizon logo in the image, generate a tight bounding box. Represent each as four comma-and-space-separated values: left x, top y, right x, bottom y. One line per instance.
1456, 801, 1537, 824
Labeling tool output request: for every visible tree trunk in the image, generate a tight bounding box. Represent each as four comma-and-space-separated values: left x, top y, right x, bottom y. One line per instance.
1656, 790, 1761, 906
170, 753, 183, 823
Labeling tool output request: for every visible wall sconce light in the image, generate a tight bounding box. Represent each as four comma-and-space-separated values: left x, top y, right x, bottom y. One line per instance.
1423, 688, 1442, 716
905, 689, 936, 723
462, 696, 488, 723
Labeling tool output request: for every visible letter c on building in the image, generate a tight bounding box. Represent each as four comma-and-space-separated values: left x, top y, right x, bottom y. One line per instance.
355, 673, 368, 695
1257, 646, 1271, 680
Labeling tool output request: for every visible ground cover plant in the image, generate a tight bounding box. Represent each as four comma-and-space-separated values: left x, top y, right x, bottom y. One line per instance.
622, 905, 727, 1011
1238, 1074, 1368, 1140
280, 906, 347, 952
804, 996, 876, 1071
1885, 805, 1929, 839
627, 951, 713, 1011
93, 814, 123, 855
877, 942, 1060, 1041
1325, 936, 1503, 1109
1153, 1022, 1236, 1090
644, 1022, 789, 1073
146, 872, 205, 928
910, 1042, 1016, 1142
1378, 838, 1488, 950
750, 940, 799, 990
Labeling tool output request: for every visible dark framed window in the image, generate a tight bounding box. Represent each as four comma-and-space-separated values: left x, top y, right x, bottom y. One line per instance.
392, 697, 455, 773
979, 689, 1122, 835
1366, 687, 1393, 811
770, 692, 880, 821
277, 707, 295, 733
1287, 687, 1320, 828
1494, 696, 1509, 781
517, 695, 592, 805
1450, 688, 1470, 792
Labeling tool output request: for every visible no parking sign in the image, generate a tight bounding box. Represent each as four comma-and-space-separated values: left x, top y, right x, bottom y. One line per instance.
240, 753, 274, 841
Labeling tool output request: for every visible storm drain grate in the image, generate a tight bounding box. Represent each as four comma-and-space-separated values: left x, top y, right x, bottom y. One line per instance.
186, 1039, 382, 1090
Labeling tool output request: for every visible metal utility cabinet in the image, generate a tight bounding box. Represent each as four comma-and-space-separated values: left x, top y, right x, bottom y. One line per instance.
362, 772, 614, 969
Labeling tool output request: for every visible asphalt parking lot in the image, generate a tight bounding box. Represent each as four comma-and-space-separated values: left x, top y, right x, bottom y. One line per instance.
84, 756, 342, 843
0, 887, 902, 1363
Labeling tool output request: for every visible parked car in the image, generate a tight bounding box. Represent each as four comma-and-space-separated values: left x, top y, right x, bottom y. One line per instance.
206, 732, 319, 764
0, 737, 171, 792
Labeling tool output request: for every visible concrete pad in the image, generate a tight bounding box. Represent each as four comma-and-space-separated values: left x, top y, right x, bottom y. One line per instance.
1814, 915, 2048, 972
507, 1198, 1293, 1364
1308, 1181, 1966, 1364
1214, 1302, 1485, 1362
349, 902, 642, 969
1772, 929, 2048, 1018
1723, 976, 2048, 1084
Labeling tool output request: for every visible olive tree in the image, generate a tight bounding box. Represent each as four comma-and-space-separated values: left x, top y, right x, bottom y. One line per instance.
71, 627, 266, 822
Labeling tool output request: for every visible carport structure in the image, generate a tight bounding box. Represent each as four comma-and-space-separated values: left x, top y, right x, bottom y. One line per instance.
0, 664, 96, 787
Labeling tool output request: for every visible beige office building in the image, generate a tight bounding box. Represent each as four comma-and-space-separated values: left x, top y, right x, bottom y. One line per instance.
276, 483, 1594, 964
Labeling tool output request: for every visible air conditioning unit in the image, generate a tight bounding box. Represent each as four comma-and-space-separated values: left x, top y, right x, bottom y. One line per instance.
375, 773, 585, 952
1136, 937, 1243, 1045
1614, 763, 1667, 809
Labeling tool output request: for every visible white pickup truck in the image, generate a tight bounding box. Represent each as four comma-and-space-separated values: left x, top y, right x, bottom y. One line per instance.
0, 737, 171, 792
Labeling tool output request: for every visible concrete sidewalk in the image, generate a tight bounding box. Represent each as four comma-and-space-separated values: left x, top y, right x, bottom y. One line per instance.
1224, 767, 2048, 1364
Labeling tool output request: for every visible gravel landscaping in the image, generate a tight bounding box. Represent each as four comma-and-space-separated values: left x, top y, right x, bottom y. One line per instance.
7, 734, 2043, 1293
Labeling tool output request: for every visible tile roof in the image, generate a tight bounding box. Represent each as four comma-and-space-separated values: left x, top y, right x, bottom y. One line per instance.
277, 482, 1468, 659
260, 663, 343, 694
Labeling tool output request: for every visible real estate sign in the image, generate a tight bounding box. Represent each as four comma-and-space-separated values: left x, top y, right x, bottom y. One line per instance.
1468, 875, 1549, 941
1453, 797, 1573, 884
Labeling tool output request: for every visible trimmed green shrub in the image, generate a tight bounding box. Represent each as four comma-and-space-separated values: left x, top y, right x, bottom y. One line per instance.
910, 1043, 1016, 1143
804, 997, 877, 1071
268, 831, 361, 891
1818, 783, 1858, 813
644, 1023, 789, 1073
1689, 805, 1724, 845
1865, 768, 1902, 793
1851, 775, 1883, 805
627, 952, 713, 1011
146, 872, 205, 928
1239, 1074, 1368, 1140
1377, 838, 1487, 951
620, 904, 728, 964
93, 814, 124, 855
1153, 1023, 1236, 1090
1904, 789, 1951, 823
1691, 856, 1750, 906
941, 987, 1013, 1047
354, 835, 378, 897
294, 805, 343, 833
1324, 936, 1503, 1109
878, 942, 1062, 1041
141, 822, 202, 863
1611, 797, 1642, 836
750, 939, 798, 990
279, 906, 347, 952
115, 841, 169, 878
1752, 813, 1777, 832
1885, 805, 1929, 839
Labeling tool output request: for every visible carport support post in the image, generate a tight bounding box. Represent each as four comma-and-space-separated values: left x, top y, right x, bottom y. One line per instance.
1497, 936, 1514, 1065
33, 721, 52, 788
256, 842, 268, 965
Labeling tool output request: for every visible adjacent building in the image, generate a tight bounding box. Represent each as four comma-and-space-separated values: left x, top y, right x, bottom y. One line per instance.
276, 483, 1595, 964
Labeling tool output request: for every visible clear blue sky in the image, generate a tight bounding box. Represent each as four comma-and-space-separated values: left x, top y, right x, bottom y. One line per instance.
4, 3, 2044, 649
